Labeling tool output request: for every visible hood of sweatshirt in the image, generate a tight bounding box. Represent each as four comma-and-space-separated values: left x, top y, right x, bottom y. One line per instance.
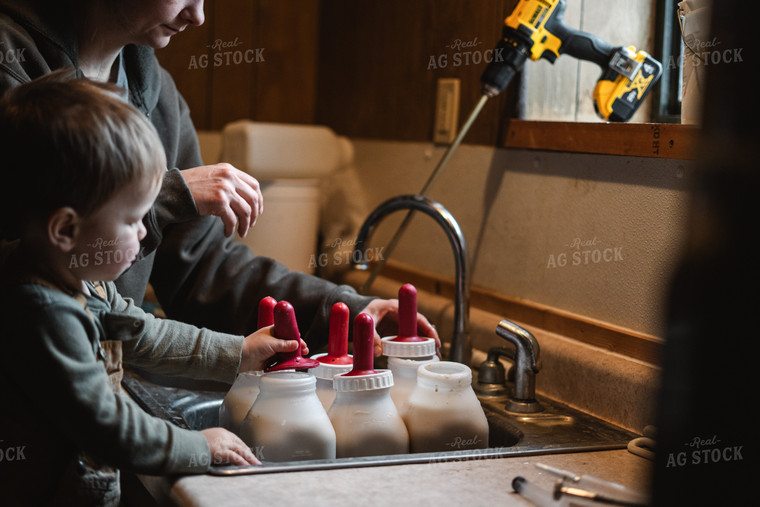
0, 0, 161, 113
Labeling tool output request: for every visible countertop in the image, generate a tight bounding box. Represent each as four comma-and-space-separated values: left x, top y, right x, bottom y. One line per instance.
147, 449, 651, 507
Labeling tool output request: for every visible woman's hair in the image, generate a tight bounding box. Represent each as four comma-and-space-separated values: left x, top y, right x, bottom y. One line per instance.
0, 68, 166, 240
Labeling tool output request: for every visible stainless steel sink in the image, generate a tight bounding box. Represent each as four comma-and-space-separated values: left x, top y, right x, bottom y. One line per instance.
122, 369, 637, 476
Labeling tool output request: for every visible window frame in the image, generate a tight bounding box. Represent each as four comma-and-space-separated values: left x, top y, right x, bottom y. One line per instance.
652, 0, 685, 123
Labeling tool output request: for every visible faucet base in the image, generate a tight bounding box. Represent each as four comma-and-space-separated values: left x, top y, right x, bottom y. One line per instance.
505, 398, 544, 414
474, 382, 509, 397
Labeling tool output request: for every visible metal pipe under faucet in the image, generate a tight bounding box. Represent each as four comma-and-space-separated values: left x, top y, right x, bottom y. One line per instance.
351, 194, 471, 365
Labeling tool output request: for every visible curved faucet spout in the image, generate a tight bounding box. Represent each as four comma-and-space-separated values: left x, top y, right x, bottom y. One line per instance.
351, 194, 471, 365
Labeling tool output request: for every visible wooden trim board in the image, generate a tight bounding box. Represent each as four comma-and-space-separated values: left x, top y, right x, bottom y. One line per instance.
504, 120, 698, 160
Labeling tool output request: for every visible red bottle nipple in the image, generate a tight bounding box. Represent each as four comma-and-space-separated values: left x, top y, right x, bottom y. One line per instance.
257, 296, 277, 329
265, 300, 320, 372
391, 283, 427, 342
317, 302, 353, 365
343, 313, 377, 377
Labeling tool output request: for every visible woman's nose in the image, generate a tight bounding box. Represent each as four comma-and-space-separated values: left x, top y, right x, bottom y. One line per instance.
181, 0, 205, 27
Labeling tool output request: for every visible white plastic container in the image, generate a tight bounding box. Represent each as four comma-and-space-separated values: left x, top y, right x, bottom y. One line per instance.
329, 372, 409, 458
237, 181, 321, 273
239, 371, 336, 462
328, 313, 409, 458
218, 371, 262, 435
403, 361, 489, 453
221, 121, 349, 274
387, 355, 438, 418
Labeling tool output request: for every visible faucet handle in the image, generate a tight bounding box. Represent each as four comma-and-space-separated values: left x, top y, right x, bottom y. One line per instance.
495, 319, 543, 413
496, 319, 541, 372
474, 347, 513, 396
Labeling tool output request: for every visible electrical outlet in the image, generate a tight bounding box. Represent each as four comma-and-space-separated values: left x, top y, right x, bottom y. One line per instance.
433, 78, 460, 144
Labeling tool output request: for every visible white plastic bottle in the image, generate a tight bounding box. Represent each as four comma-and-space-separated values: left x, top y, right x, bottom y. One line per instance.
218, 296, 276, 434
309, 302, 353, 410
404, 361, 489, 453
239, 300, 334, 461
381, 283, 438, 415
241, 371, 336, 462
218, 370, 262, 435
387, 355, 437, 417
329, 313, 409, 458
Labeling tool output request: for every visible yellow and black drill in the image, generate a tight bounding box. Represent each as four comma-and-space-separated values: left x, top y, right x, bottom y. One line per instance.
481, 0, 663, 122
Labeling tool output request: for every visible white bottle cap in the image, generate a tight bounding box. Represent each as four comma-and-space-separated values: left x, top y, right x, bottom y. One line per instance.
381, 336, 437, 358
309, 353, 354, 380
333, 369, 394, 392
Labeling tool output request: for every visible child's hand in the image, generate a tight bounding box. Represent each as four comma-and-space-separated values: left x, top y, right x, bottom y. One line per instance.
239, 325, 309, 372
201, 428, 260, 466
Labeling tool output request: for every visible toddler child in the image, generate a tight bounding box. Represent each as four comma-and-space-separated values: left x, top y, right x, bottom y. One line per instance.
0, 70, 301, 506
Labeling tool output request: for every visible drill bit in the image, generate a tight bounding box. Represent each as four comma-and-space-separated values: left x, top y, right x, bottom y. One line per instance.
360, 94, 489, 294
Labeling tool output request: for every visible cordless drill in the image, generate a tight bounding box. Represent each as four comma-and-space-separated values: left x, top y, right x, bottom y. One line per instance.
481, 0, 663, 122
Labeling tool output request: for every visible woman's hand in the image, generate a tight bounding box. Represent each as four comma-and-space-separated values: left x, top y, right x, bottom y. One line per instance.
359, 298, 441, 357
181, 163, 264, 238
239, 325, 309, 372
201, 427, 260, 466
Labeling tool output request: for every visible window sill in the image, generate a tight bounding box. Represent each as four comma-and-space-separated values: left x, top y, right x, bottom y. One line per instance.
504, 120, 699, 159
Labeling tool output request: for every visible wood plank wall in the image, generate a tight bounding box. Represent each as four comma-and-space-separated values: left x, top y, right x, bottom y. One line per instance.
156, 0, 520, 145
315, 0, 520, 145
156, 0, 321, 131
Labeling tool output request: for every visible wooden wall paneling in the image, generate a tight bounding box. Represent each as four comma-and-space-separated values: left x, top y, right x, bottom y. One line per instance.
253, 0, 320, 124
316, 0, 522, 146
379, 0, 436, 142
316, 0, 435, 141
209, 0, 258, 129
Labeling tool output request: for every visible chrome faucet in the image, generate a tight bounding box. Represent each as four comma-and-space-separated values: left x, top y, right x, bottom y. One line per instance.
491, 319, 543, 413
351, 194, 471, 365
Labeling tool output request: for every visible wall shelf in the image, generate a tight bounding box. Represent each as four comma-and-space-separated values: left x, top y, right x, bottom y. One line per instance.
504, 120, 699, 160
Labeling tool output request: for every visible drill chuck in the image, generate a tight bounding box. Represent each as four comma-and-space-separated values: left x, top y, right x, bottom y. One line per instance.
480, 27, 532, 97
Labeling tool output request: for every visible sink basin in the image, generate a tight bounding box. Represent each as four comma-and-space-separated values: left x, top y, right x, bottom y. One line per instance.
121, 369, 637, 476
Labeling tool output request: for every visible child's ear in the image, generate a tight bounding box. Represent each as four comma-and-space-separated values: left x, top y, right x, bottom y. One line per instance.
47, 207, 80, 252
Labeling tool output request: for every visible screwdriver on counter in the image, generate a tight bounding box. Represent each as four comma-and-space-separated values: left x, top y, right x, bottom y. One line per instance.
511, 463, 649, 507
